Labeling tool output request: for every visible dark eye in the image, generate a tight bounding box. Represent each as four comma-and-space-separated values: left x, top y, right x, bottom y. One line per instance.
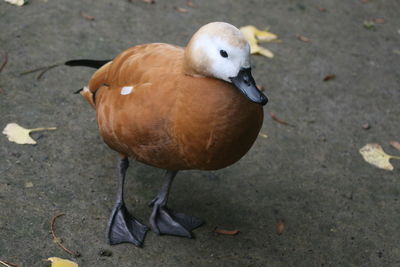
220, 50, 228, 58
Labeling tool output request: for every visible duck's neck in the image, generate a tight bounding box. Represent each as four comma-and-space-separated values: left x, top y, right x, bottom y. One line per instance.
182, 43, 209, 78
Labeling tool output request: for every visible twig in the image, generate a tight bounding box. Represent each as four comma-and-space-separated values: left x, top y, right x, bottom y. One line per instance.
20, 63, 61, 80
269, 112, 294, 127
0, 52, 8, 73
80, 11, 95, 21
36, 64, 60, 80
50, 213, 81, 257
0, 260, 22, 267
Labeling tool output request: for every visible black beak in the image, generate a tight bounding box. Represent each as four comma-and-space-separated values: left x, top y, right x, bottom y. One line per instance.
229, 68, 268, 106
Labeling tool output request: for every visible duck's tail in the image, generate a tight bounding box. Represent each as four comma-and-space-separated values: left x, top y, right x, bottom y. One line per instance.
65, 59, 111, 69
66, 59, 113, 109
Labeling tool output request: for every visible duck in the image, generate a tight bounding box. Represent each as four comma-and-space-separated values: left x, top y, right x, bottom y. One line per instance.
66, 22, 268, 247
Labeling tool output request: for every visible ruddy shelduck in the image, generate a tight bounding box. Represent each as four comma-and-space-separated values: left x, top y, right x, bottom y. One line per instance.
66, 22, 268, 247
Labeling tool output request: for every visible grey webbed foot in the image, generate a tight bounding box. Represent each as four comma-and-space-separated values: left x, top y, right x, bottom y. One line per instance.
107, 202, 148, 246
148, 178, 204, 238
106, 157, 148, 247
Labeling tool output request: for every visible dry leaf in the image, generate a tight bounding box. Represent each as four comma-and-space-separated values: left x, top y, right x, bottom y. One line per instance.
373, 18, 385, 24
276, 219, 285, 235
80, 12, 95, 21
359, 144, 400, 171
213, 228, 240, 235
390, 141, 400, 151
2, 123, 56, 145
25, 182, 33, 188
47, 257, 78, 267
4, 0, 27, 6
186, 1, 195, 7
297, 34, 311, 42
175, 7, 188, 12
240, 25, 278, 58
323, 74, 336, 81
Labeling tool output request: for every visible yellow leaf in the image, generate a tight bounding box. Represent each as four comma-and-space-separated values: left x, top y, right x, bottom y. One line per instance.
240, 25, 278, 58
4, 0, 27, 6
47, 257, 78, 267
359, 143, 400, 171
2, 123, 56, 145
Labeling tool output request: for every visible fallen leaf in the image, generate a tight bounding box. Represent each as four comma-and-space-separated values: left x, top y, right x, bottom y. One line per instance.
390, 141, 400, 151
373, 18, 385, 24
175, 7, 188, 12
259, 133, 268, 138
80, 12, 95, 21
213, 228, 240, 235
323, 74, 336, 81
363, 20, 376, 31
359, 144, 400, 171
2, 123, 56, 145
186, 1, 195, 7
269, 112, 291, 126
296, 34, 311, 42
4, 0, 26, 6
276, 219, 285, 235
240, 25, 278, 58
47, 257, 78, 267
25, 182, 33, 188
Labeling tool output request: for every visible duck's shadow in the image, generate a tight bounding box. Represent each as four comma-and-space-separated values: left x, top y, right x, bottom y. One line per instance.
118, 161, 258, 230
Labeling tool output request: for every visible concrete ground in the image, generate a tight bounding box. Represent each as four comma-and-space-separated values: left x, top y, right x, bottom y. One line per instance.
1, 0, 399, 266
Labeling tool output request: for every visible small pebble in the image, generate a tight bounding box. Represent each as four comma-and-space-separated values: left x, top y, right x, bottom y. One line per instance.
362, 123, 371, 130
99, 249, 112, 257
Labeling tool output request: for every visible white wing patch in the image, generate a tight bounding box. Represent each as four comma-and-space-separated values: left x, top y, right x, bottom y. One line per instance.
121, 86, 134, 95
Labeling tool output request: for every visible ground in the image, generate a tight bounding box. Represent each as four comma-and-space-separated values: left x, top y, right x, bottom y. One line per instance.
1, 0, 399, 266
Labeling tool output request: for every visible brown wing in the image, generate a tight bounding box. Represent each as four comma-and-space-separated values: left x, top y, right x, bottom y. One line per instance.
88, 44, 186, 167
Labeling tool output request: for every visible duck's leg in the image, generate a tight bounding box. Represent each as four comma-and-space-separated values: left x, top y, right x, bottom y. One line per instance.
106, 156, 148, 246
149, 170, 204, 237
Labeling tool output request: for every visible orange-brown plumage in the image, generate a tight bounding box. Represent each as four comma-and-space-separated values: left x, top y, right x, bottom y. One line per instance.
82, 43, 263, 170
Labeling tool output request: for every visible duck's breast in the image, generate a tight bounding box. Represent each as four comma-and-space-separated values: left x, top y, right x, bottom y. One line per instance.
171, 76, 264, 170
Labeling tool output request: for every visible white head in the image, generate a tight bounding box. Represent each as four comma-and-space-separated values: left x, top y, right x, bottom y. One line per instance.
184, 22, 251, 82
184, 22, 268, 105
